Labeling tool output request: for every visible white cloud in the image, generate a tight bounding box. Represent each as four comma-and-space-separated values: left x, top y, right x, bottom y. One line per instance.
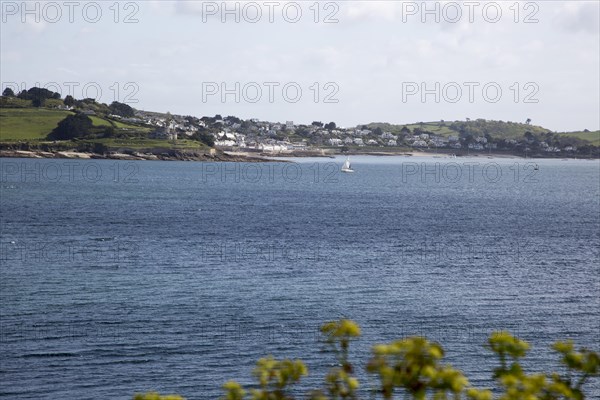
555, 2, 600, 34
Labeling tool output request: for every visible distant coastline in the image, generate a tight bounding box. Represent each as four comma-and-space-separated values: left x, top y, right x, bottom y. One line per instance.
1, 147, 597, 162
2, 88, 598, 161
0, 149, 272, 162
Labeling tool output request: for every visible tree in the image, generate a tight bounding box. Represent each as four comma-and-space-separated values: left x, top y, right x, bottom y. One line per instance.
295, 127, 311, 137
526, 118, 531, 125
192, 130, 215, 147
64, 95, 75, 107
26, 87, 60, 102
47, 113, 93, 140
32, 97, 44, 107
224, 115, 241, 124
109, 101, 135, 118
312, 121, 323, 127
2, 87, 15, 97
325, 122, 336, 130
524, 131, 535, 143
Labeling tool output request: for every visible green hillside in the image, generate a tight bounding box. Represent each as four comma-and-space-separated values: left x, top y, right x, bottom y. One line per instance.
0, 101, 596, 156
558, 130, 600, 146
0, 106, 209, 152
0, 108, 73, 141
0, 108, 149, 141
365, 120, 552, 139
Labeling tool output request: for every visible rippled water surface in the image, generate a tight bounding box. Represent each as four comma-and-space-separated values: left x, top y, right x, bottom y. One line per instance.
1, 156, 599, 399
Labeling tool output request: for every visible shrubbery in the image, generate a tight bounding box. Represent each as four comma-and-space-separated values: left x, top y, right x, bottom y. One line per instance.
134, 320, 598, 400
47, 113, 94, 140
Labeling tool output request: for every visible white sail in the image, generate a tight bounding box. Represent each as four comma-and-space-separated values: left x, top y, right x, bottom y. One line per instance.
341, 157, 354, 172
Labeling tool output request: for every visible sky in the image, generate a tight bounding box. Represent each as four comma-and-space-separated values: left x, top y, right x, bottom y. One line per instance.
1, 0, 599, 131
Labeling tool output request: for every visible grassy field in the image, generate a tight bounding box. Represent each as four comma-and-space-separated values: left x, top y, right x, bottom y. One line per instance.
0, 108, 152, 142
404, 123, 456, 136
558, 131, 600, 146
89, 116, 112, 126
88, 115, 149, 131
0, 108, 72, 140
92, 138, 208, 150
366, 120, 551, 139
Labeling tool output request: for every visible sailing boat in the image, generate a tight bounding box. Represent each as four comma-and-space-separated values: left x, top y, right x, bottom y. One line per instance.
341, 157, 354, 173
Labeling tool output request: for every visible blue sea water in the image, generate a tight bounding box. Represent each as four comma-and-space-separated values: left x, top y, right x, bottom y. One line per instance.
1, 156, 599, 399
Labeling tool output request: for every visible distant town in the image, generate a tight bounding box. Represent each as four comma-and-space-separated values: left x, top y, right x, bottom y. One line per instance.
1, 86, 598, 159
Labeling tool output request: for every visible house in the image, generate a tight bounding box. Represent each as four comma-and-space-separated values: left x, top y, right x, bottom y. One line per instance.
468, 143, 484, 150
366, 139, 378, 146
215, 139, 236, 147
290, 141, 308, 150
258, 144, 288, 153
387, 140, 398, 146
329, 138, 343, 146
353, 138, 364, 146
150, 128, 177, 141
343, 137, 354, 144
430, 136, 449, 147
545, 146, 561, 152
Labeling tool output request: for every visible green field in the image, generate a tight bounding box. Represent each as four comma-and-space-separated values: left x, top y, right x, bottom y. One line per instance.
0, 108, 72, 140
558, 131, 600, 146
89, 115, 149, 131
366, 120, 551, 139
91, 138, 208, 150
0, 108, 152, 142
404, 123, 456, 136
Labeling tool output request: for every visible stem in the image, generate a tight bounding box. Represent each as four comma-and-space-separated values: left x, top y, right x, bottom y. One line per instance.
575, 373, 589, 390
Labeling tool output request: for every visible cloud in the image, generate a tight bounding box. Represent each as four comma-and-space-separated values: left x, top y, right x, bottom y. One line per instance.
343, 2, 400, 22
555, 2, 600, 34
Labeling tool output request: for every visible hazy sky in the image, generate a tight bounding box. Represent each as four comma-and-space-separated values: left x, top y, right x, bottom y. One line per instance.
1, 1, 599, 131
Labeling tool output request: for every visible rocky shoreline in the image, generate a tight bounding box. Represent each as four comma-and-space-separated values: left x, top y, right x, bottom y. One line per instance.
0, 149, 274, 162
1, 148, 597, 161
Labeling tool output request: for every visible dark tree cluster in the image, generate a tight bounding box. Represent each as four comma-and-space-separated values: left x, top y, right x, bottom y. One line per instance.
47, 113, 93, 140
16, 87, 61, 107
109, 101, 135, 118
